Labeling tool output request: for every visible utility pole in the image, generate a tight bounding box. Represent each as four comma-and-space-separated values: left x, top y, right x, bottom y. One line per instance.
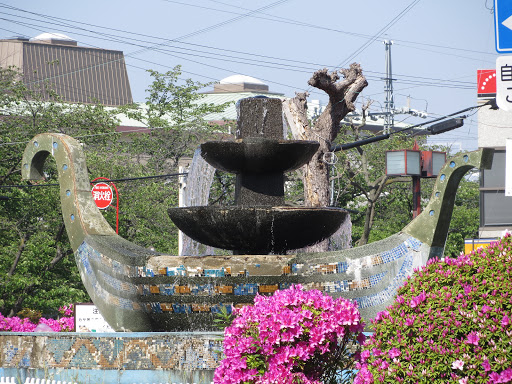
383, 40, 395, 134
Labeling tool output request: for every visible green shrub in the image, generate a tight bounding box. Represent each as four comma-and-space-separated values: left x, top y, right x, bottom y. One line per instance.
354, 234, 512, 384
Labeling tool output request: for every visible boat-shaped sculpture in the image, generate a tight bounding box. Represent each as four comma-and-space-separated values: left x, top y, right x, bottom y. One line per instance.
21, 98, 493, 332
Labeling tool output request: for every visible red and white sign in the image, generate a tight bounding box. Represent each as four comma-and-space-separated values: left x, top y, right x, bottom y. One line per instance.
477, 69, 497, 98
91, 183, 113, 209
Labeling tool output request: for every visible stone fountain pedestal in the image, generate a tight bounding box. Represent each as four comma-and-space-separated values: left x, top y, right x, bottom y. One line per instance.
169, 97, 347, 255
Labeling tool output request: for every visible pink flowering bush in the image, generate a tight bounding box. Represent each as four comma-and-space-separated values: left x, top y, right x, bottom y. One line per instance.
0, 304, 74, 332
355, 234, 512, 384
214, 285, 365, 384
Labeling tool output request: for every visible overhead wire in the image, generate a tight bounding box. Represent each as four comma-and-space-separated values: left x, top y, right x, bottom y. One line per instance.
0, 1, 488, 150
0, 4, 481, 92
0, 171, 187, 189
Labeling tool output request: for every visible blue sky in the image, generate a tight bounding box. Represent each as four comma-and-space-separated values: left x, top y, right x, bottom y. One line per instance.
0, 0, 498, 150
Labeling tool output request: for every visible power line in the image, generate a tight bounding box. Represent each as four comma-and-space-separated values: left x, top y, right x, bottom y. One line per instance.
331, 100, 493, 152
0, 172, 187, 189
0, 4, 482, 91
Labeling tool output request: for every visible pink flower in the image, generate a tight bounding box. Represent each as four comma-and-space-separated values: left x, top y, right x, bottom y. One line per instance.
466, 331, 479, 346
452, 359, 464, 370
482, 359, 491, 372
214, 285, 364, 384
388, 348, 401, 359
502, 315, 510, 327
459, 377, 468, 384
409, 291, 426, 308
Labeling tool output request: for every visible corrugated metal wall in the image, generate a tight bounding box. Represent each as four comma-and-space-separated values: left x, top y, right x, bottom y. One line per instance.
0, 41, 23, 69
21, 42, 133, 106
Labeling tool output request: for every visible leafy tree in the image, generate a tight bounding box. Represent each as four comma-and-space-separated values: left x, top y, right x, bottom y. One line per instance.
0, 64, 229, 316
119, 65, 232, 171
0, 66, 119, 316
444, 177, 480, 257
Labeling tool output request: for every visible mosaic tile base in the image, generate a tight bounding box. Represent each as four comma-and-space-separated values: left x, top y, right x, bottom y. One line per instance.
0, 333, 223, 370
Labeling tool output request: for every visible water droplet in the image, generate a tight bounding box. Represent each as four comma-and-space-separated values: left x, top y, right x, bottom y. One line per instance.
24, 163, 28, 169
440, 174, 446, 181
66, 190, 71, 196
53, 142, 58, 149
63, 164, 68, 170
429, 210, 435, 216
70, 214, 75, 221
449, 161, 455, 168
463, 155, 469, 163
435, 191, 440, 198
34, 141, 39, 147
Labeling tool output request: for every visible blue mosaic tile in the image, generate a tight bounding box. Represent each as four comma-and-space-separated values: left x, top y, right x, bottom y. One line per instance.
69, 345, 98, 368
355, 249, 414, 309
77, 242, 93, 275
91, 339, 123, 364
47, 339, 75, 364
19, 351, 31, 367
405, 237, 422, 251
3, 342, 18, 364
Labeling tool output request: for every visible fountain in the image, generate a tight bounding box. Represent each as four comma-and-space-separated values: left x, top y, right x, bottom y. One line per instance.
1, 96, 494, 383
169, 97, 347, 254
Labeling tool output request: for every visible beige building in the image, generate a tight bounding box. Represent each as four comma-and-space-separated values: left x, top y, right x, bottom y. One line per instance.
478, 103, 512, 238
0, 33, 132, 106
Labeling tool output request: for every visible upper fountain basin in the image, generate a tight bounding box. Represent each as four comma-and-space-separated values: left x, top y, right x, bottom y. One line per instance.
200, 138, 320, 174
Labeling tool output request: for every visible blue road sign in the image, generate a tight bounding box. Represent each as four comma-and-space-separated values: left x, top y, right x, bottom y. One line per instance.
495, 0, 512, 53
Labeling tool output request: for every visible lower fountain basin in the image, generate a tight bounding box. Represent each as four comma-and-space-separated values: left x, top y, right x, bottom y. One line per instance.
168, 206, 347, 254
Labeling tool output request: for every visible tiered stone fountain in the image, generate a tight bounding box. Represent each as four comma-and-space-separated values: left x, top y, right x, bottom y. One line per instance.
169, 97, 347, 254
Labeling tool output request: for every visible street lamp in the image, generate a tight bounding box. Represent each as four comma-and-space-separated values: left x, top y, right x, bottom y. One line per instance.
386, 142, 446, 218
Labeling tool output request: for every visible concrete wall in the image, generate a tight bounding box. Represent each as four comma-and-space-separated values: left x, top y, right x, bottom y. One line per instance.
478, 104, 512, 148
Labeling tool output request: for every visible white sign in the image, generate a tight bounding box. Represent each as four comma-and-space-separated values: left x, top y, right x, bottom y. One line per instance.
496, 56, 512, 111
74, 303, 115, 332
507, 139, 512, 197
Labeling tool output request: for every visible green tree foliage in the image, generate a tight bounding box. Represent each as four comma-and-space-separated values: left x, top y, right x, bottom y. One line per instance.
329, 113, 479, 255
444, 178, 480, 257
119, 65, 231, 171
0, 65, 229, 316
0, 66, 119, 316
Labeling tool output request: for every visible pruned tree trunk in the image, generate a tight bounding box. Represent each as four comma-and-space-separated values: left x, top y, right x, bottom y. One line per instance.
284, 64, 368, 251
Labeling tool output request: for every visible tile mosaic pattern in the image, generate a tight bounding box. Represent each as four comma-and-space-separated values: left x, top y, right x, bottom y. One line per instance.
355, 249, 414, 309
0, 334, 223, 370
76, 237, 422, 316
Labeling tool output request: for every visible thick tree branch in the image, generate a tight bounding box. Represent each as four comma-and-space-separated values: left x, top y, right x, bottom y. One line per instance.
8, 233, 27, 277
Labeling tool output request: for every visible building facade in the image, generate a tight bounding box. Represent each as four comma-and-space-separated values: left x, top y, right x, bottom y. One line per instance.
477, 69, 512, 238
0, 33, 133, 106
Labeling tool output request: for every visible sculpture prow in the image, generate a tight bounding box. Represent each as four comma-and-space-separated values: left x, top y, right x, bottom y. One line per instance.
22, 133, 493, 331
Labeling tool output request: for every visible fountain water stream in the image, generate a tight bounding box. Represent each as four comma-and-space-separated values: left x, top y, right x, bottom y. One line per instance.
180, 148, 216, 256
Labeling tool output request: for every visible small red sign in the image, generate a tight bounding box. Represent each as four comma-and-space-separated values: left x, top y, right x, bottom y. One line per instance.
477, 69, 496, 97
91, 183, 113, 210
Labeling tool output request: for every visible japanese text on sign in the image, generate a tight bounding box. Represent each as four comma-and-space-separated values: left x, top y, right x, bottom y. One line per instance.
91, 182, 113, 209
496, 56, 512, 111
75, 303, 115, 332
